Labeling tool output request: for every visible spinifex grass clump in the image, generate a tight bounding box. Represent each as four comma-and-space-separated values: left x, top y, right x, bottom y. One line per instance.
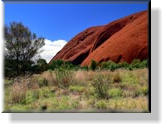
91, 74, 111, 99
54, 69, 74, 88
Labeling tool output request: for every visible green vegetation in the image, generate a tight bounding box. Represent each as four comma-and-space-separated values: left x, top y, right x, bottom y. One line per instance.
4, 69, 149, 112
4, 22, 149, 113
90, 60, 97, 71
69, 85, 85, 93
5, 22, 45, 77
54, 69, 73, 88
91, 74, 111, 99
47, 59, 147, 72
108, 88, 123, 98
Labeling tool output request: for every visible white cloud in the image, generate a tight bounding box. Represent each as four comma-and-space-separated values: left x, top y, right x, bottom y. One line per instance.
39, 39, 67, 63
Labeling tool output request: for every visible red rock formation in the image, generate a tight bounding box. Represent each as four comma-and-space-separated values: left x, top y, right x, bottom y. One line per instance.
50, 10, 148, 66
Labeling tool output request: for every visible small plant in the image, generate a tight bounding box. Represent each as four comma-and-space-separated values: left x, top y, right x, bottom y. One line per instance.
91, 74, 111, 99
95, 100, 107, 109
108, 88, 123, 98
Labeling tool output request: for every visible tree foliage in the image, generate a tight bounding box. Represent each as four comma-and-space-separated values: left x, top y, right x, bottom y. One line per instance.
90, 60, 97, 71
4, 22, 45, 77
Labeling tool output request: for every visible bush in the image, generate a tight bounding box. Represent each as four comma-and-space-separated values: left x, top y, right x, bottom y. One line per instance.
4, 79, 14, 87
95, 100, 107, 109
90, 60, 97, 71
108, 88, 123, 98
25, 90, 40, 104
48, 60, 78, 70
37, 77, 48, 87
91, 74, 111, 99
100, 61, 119, 71
98, 59, 148, 71
69, 85, 85, 93
135, 86, 148, 96
40, 87, 54, 98
54, 69, 73, 88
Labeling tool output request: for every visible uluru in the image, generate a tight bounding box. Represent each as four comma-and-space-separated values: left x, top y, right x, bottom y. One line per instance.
50, 10, 148, 66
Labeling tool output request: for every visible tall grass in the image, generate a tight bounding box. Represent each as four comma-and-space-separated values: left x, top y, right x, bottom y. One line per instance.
4, 68, 149, 112
10, 82, 27, 104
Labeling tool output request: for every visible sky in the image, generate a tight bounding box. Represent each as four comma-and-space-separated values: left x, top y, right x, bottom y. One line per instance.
4, 3, 148, 62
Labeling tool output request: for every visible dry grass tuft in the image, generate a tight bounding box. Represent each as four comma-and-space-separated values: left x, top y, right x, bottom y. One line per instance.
10, 81, 27, 104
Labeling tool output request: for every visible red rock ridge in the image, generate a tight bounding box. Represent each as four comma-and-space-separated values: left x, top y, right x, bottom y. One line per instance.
50, 10, 148, 66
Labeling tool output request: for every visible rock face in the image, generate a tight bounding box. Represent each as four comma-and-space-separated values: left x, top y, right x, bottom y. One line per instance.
50, 10, 148, 66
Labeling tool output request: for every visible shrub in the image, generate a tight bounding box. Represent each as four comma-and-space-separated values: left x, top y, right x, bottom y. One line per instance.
119, 62, 129, 68
54, 69, 73, 88
4, 79, 14, 87
40, 87, 54, 98
95, 100, 107, 109
135, 86, 148, 96
91, 74, 111, 99
25, 90, 40, 104
130, 59, 148, 69
37, 77, 48, 87
108, 88, 123, 98
98, 59, 148, 71
110, 62, 119, 71
48, 60, 63, 70
90, 60, 97, 71
128, 65, 133, 71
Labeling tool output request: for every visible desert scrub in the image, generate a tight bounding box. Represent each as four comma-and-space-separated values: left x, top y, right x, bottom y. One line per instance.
113, 73, 122, 83
54, 69, 73, 88
56, 96, 72, 110
122, 72, 139, 85
41, 70, 57, 86
108, 97, 148, 112
25, 89, 40, 104
135, 85, 148, 96
4, 79, 14, 87
122, 90, 137, 98
95, 100, 107, 109
40, 87, 55, 98
10, 83, 27, 104
91, 74, 111, 99
37, 77, 48, 87
69, 85, 85, 93
108, 88, 123, 98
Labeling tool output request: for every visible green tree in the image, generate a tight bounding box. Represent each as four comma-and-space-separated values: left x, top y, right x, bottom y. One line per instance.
37, 58, 48, 72
5, 22, 45, 76
90, 60, 97, 71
